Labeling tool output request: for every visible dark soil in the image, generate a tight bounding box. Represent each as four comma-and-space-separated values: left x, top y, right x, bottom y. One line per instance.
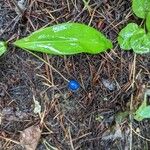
0, 0, 150, 150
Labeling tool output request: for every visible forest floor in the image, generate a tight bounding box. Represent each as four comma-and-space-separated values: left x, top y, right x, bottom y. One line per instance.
0, 0, 150, 150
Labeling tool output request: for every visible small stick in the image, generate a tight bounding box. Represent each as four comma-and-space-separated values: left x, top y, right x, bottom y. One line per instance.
129, 54, 137, 150
131, 126, 150, 142
12, 0, 24, 15
23, 48, 69, 82
68, 127, 75, 150
0, 16, 19, 37
0, 135, 20, 145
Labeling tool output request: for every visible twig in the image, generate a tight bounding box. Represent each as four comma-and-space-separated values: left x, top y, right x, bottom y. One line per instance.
131, 127, 150, 142
0, 16, 19, 37
22, 48, 69, 82
0, 135, 20, 145
129, 54, 137, 150
88, 7, 96, 26
12, 0, 24, 15
82, 0, 91, 14
68, 127, 75, 150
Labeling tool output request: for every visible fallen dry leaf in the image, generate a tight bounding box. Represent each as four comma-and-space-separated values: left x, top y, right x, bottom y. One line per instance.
20, 125, 41, 150
101, 124, 123, 141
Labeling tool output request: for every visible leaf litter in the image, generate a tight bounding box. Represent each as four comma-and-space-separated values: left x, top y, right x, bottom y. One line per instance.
0, 0, 150, 149
20, 125, 42, 150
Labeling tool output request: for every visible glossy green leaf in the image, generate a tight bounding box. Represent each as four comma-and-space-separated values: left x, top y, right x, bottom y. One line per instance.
0, 41, 7, 56
146, 12, 150, 32
130, 32, 150, 54
132, 0, 150, 19
118, 23, 150, 54
118, 23, 140, 50
14, 23, 113, 55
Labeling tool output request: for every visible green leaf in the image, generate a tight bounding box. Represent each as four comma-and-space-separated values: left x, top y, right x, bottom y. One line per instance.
132, 0, 150, 19
134, 94, 150, 121
135, 99, 147, 116
134, 106, 150, 121
146, 12, 150, 32
14, 23, 113, 55
118, 23, 150, 54
0, 41, 7, 56
138, 106, 150, 118
130, 32, 150, 54
118, 23, 139, 50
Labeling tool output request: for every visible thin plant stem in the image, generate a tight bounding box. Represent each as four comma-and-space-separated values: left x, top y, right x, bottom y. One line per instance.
23, 48, 69, 82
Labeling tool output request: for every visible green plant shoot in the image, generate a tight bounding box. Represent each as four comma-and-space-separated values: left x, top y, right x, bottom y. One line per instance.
118, 0, 150, 54
118, 23, 140, 50
14, 23, 113, 55
134, 90, 150, 121
0, 41, 7, 56
118, 23, 150, 53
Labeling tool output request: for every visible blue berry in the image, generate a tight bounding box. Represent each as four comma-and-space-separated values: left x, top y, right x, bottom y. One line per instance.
68, 80, 80, 91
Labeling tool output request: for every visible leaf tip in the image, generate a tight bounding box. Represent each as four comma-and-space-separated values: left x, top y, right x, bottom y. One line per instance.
0, 41, 7, 56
